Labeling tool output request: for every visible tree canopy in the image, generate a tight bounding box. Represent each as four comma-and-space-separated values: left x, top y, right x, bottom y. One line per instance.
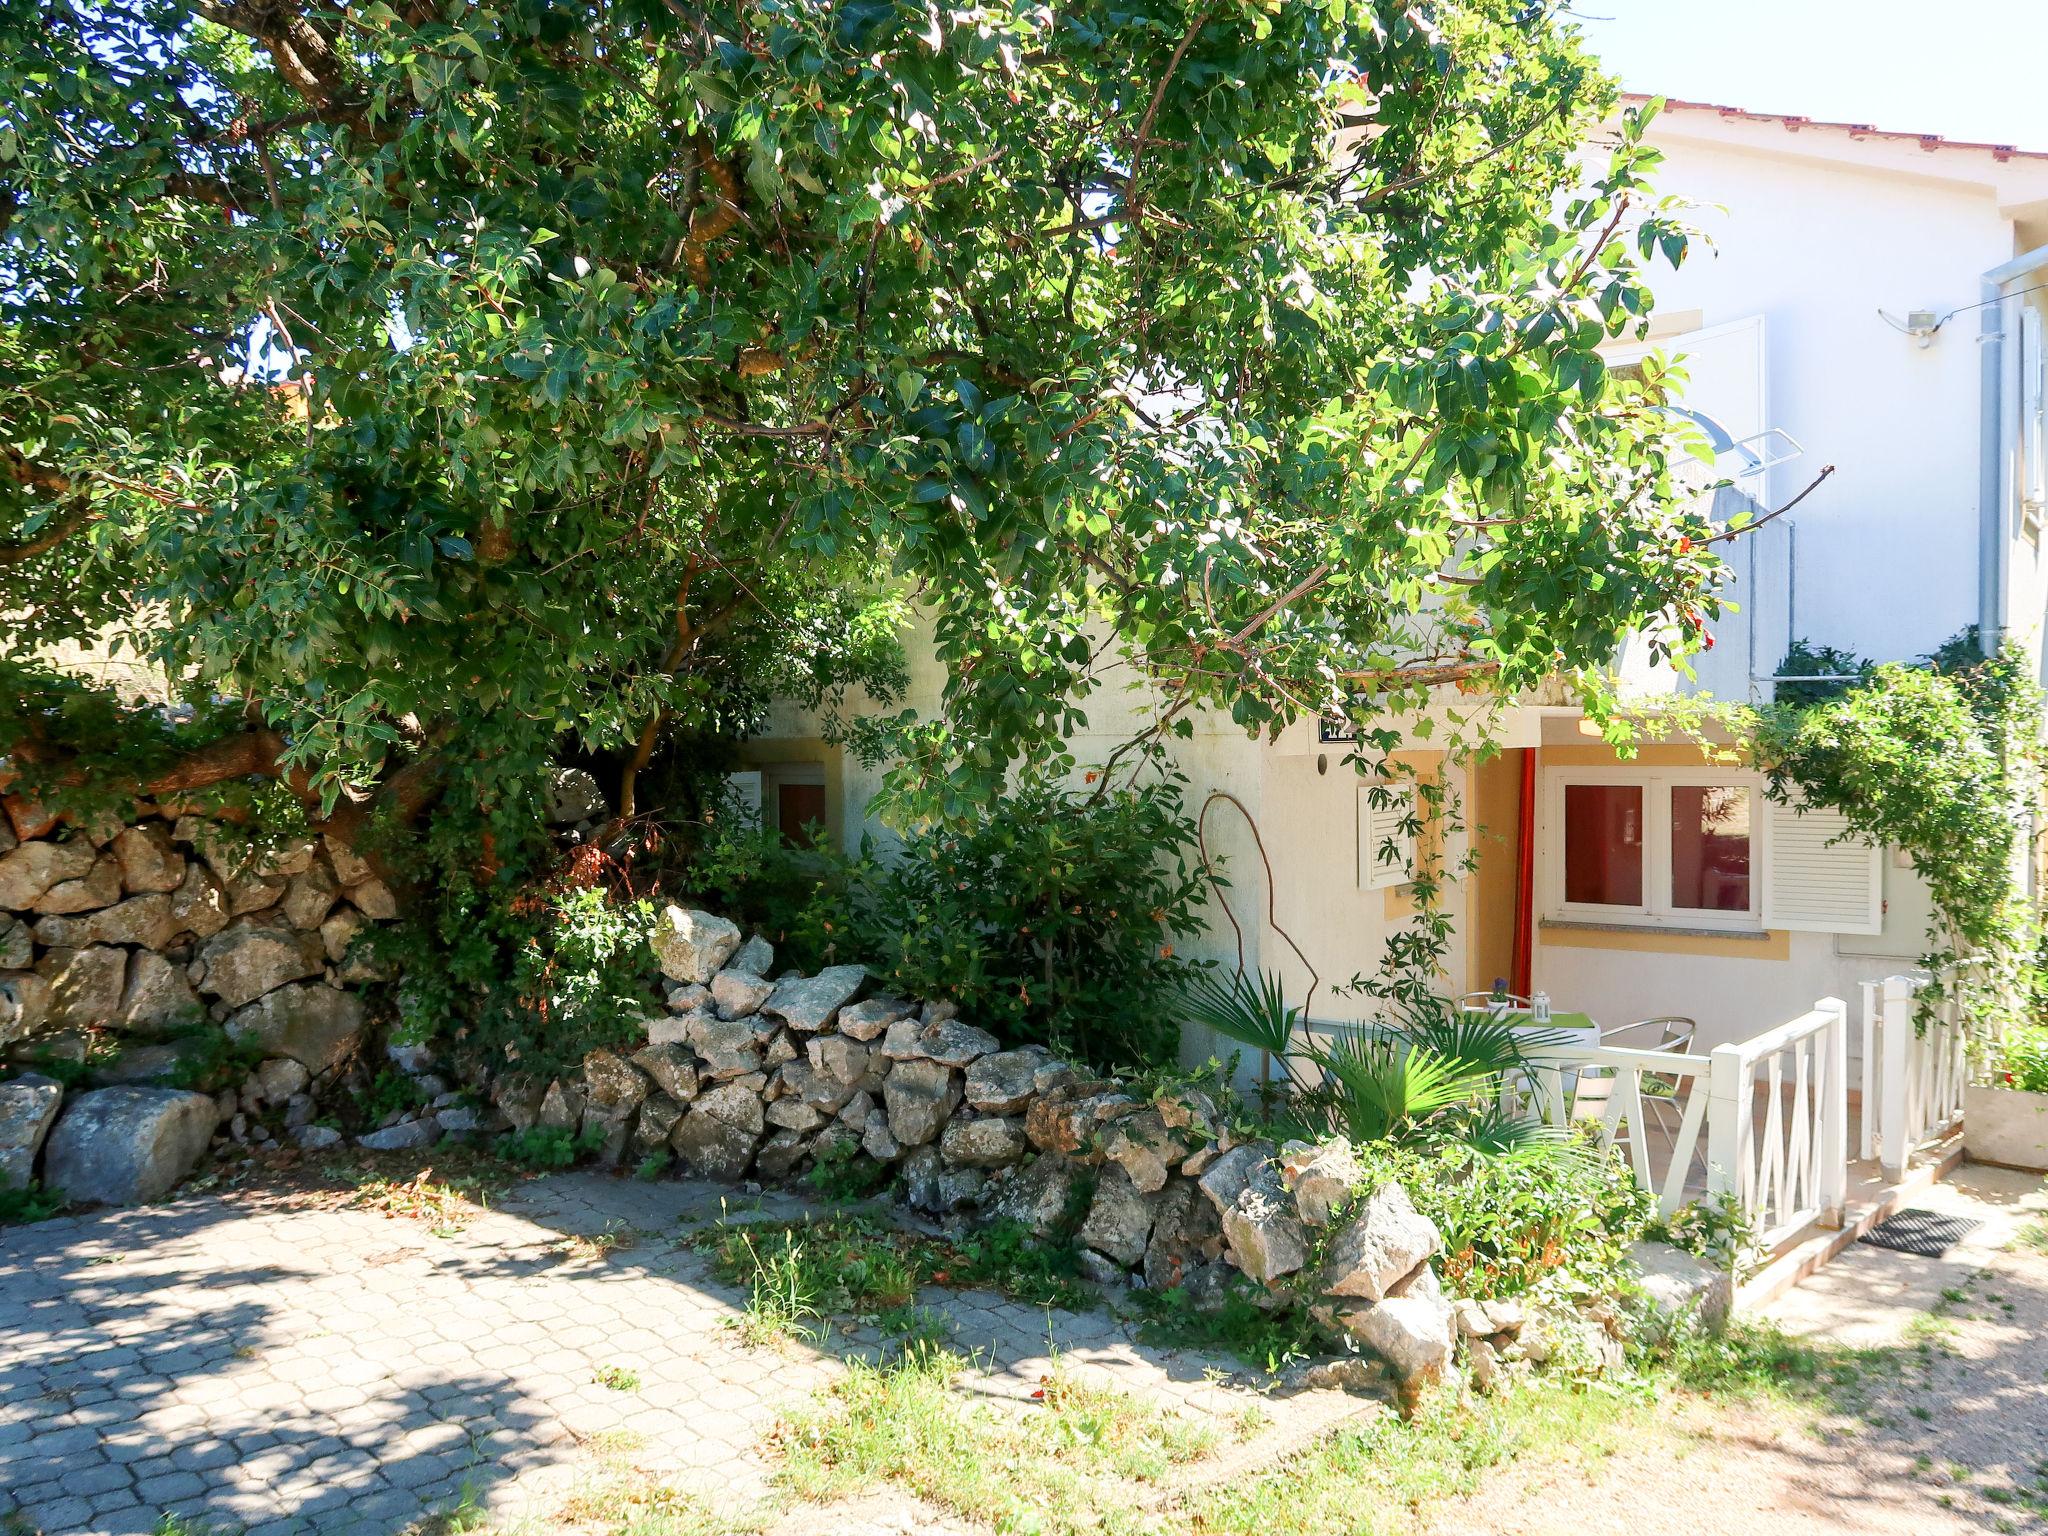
0, 0, 1723, 840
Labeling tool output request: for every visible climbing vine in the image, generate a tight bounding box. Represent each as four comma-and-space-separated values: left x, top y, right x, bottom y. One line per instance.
1751, 640, 2045, 1030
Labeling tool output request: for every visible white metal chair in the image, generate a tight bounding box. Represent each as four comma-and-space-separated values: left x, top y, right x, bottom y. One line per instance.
1571, 1017, 1699, 1163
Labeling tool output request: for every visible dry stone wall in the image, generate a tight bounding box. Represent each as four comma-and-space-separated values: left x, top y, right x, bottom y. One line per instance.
0, 804, 394, 1206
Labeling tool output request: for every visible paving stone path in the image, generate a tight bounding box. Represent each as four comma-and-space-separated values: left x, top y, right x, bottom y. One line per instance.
2, 1169, 1359, 1536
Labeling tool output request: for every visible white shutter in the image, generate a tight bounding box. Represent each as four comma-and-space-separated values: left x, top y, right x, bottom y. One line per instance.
1358, 782, 1417, 891
724, 770, 763, 827
2025, 306, 2046, 517
1762, 799, 1880, 934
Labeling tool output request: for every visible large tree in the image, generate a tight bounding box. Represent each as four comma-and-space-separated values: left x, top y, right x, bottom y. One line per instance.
0, 0, 1723, 845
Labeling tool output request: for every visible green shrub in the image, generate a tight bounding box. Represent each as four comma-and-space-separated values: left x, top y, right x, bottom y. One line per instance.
840, 766, 1207, 1070
374, 814, 661, 1085
1356, 1137, 1656, 1301
1997, 1023, 2048, 1094
497, 1124, 605, 1170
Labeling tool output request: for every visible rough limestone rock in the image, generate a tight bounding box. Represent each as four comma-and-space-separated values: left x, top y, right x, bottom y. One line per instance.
34, 854, 123, 915
0, 917, 28, 970
964, 1048, 1049, 1114
711, 968, 774, 1021
836, 995, 915, 1042
493, 1077, 546, 1134
545, 766, 607, 824
255, 1057, 312, 1103
111, 824, 185, 894
1280, 1137, 1363, 1227
37, 946, 128, 1029
92, 1039, 213, 1087
192, 926, 323, 1008
41, 1087, 218, 1206
0, 1073, 63, 1190
281, 864, 339, 931
36, 893, 177, 952
1321, 1183, 1442, 1301
806, 1033, 871, 1088
862, 1108, 901, 1163
1197, 1141, 1277, 1216
359, 1117, 440, 1152
225, 984, 366, 1076
726, 934, 775, 978
1626, 1240, 1733, 1332
0, 971, 53, 1043
939, 1115, 1029, 1169
583, 1050, 651, 1113
651, 906, 743, 985
767, 1097, 826, 1133
169, 863, 231, 941
761, 965, 866, 1032
1103, 1108, 1181, 1194
0, 838, 98, 909
294, 1124, 345, 1151
539, 1079, 586, 1132
630, 1043, 701, 1106
1338, 1294, 1455, 1390
1220, 1161, 1311, 1285
325, 836, 374, 887
990, 1153, 1083, 1238
886, 1016, 1000, 1068
683, 1013, 765, 1081
1025, 1090, 1136, 1158
899, 1144, 944, 1211
669, 1081, 764, 1180
883, 1058, 959, 1147
634, 1092, 684, 1152
1143, 1180, 1226, 1293
221, 867, 287, 917
346, 878, 399, 921
319, 907, 367, 965
755, 1128, 812, 1181
1078, 1165, 1161, 1267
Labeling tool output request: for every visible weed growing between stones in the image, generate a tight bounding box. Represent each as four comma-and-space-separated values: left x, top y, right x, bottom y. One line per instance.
0, 1180, 64, 1225
595, 1363, 643, 1392
1128, 1281, 1323, 1377
341, 1166, 496, 1234
496, 1124, 606, 1170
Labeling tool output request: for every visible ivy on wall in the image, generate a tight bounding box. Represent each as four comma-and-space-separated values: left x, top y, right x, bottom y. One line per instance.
1751, 637, 2045, 1029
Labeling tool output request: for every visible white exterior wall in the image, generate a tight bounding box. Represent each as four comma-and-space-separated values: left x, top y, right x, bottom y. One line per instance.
1640, 128, 2020, 671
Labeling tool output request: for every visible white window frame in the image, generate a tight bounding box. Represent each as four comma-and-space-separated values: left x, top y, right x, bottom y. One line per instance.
1539, 766, 1764, 934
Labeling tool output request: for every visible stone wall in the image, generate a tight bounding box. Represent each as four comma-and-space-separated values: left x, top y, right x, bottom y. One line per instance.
0, 806, 394, 1204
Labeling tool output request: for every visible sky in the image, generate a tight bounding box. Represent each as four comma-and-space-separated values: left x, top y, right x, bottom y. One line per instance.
1567, 1, 2048, 152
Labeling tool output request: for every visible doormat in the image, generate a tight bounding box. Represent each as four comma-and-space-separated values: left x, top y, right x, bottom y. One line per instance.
1858, 1208, 1983, 1259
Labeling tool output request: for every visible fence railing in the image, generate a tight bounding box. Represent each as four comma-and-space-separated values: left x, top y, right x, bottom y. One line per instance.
1859, 972, 1980, 1181
1523, 997, 1850, 1254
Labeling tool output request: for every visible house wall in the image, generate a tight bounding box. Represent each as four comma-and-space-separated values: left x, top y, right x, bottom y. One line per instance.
1516, 732, 1938, 1056
1639, 126, 2020, 672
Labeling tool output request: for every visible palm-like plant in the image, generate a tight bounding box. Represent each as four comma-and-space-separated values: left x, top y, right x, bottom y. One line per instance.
1178, 966, 1303, 1109
1295, 994, 1573, 1157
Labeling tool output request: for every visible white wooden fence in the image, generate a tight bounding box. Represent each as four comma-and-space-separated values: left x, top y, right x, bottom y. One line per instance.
1523, 997, 1850, 1254
1859, 972, 1979, 1181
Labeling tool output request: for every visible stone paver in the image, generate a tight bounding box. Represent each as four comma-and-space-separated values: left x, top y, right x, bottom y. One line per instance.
2, 1171, 1350, 1535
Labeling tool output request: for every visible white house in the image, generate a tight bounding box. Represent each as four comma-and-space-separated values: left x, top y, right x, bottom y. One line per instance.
746, 96, 2048, 1066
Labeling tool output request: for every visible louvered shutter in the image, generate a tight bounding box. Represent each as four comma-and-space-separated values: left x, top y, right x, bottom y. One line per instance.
724, 770, 763, 827
2026, 307, 2046, 517
1357, 783, 1417, 891
1762, 799, 1881, 934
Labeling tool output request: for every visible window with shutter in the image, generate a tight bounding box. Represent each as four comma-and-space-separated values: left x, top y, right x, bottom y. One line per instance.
2025, 305, 2046, 530
1358, 782, 1417, 891
1760, 799, 1881, 934
724, 770, 763, 827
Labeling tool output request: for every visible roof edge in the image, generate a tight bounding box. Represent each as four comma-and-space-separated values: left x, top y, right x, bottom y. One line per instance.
1619, 92, 2048, 165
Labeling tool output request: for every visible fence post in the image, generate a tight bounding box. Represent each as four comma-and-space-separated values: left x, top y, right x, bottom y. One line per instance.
1817, 996, 1849, 1228
1705, 1041, 1747, 1209
1858, 979, 1879, 1162
1879, 974, 1913, 1183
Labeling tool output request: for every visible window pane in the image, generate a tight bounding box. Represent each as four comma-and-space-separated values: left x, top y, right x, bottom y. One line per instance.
1564, 784, 1644, 906
1671, 785, 1751, 911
